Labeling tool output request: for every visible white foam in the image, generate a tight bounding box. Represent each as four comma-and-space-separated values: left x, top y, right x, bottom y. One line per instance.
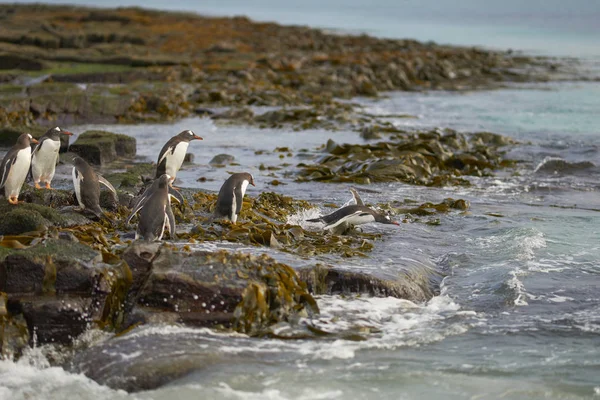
286, 207, 321, 229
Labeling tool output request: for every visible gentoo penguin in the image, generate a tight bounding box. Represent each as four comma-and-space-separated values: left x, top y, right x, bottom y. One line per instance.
127, 174, 176, 241
155, 130, 203, 182
306, 189, 399, 235
31, 126, 73, 189
0, 133, 38, 204
214, 172, 255, 224
71, 156, 117, 219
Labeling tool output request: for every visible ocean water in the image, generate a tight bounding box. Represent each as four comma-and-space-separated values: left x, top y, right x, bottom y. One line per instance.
2, 1, 600, 400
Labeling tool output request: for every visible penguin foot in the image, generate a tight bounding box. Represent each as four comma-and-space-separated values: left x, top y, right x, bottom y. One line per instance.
7, 196, 19, 205
44, 182, 53, 190
34, 182, 42, 189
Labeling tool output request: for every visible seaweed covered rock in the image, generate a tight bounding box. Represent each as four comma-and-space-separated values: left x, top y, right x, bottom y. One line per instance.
298, 129, 516, 186
70, 130, 136, 165
122, 241, 318, 335
0, 202, 90, 235
0, 238, 132, 345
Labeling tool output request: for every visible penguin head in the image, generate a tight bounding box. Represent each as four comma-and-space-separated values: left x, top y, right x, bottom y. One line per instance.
157, 174, 171, 188
375, 211, 400, 226
18, 133, 38, 146
179, 130, 203, 141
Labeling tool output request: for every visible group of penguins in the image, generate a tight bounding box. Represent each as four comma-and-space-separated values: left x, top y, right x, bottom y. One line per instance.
0, 128, 399, 241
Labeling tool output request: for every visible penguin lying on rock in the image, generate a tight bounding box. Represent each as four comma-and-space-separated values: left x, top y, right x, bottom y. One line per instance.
0, 133, 38, 204
213, 172, 255, 224
127, 174, 178, 241
31, 126, 73, 189
72, 156, 117, 219
306, 188, 399, 235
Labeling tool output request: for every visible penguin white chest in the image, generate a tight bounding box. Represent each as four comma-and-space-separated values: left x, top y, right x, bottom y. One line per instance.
163, 142, 189, 178
72, 167, 85, 208
4, 147, 32, 197
32, 139, 60, 182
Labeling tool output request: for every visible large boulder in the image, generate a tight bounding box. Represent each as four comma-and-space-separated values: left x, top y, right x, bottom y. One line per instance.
0, 202, 90, 235
122, 242, 318, 335
69, 130, 136, 165
0, 238, 132, 346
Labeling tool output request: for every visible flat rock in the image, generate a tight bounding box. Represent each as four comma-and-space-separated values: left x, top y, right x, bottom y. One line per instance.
69, 130, 136, 165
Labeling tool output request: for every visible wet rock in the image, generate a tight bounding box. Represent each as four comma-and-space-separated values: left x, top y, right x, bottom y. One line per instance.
534, 158, 595, 175
69, 130, 136, 165
0, 53, 47, 70
0, 294, 29, 359
122, 242, 318, 335
298, 262, 442, 302
208, 153, 235, 166
0, 238, 132, 345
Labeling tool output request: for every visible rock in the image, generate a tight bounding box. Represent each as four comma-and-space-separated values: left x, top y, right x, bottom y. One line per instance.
208, 154, 235, 166
0, 238, 132, 346
122, 242, 318, 335
0, 203, 90, 235
0, 53, 47, 71
183, 153, 194, 163
298, 262, 442, 302
69, 130, 136, 165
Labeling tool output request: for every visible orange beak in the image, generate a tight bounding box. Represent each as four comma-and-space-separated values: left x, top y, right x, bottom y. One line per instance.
63, 131, 73, 136
31, 138, 39, 144
193, 134, 203, 140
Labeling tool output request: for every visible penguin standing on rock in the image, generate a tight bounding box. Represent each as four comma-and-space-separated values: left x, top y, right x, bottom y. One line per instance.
306, 188, 399, 235
71, 156, 117, 219
127, 174, 177, 241
156, 130, 203, 183
0, 133, 38, 204
214, 172, 255, 224
31, 126, 73, 189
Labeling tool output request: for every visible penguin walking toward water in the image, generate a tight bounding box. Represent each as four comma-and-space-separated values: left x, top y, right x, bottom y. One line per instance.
31, 126, 73, 189
127, 174, 177, 241
71, 156, 117, 219
306, 188, 399, 235
214, 172, 255, 224
0, 133, 38, 204
156, 130, 203, 183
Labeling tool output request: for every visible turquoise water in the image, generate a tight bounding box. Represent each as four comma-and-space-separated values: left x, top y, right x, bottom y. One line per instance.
3, 1, 600, 400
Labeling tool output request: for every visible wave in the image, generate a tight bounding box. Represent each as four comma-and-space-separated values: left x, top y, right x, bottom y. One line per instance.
533, 156, 595, 175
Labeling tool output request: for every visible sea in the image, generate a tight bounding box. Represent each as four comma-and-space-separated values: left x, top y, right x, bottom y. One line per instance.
1, 1, 600, 399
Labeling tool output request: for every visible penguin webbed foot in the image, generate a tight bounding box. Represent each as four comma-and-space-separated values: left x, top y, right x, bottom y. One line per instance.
34, 182, 42, 189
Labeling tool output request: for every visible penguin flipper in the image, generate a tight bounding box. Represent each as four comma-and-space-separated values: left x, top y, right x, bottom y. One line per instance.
322, 210, 365, 231
0, 152, 17, 189
233, 185, 244, 218
306, 217, 323, 223
166, 205, 177, 240
350, 188, 364, 206
168, 186, 185, 206
97, 175, 117, 196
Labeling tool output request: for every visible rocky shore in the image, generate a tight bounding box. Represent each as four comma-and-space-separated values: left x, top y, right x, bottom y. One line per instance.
0, 3, 560, 392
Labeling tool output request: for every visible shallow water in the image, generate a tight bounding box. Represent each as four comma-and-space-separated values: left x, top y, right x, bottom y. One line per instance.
3, 1, 600, 399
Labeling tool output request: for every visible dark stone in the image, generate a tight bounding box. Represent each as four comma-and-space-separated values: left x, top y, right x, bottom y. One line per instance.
0, 53, 48, 71
69, 130, 136, 165
208, 154, 235, 166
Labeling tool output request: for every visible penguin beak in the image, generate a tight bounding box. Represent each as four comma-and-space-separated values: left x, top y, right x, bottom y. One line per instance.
63, 131, 73, 136
193, 134, 203, 140
31, 138, 39, 144
391, 221, 400, 226
250, 179, 255, 186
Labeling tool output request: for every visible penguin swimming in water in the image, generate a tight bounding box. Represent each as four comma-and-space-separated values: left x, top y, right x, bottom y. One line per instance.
214, 172, 255, 224
0, 133, 38, 204
71, 156, 117, 219
126, 174, 177, 241
155, 130, 203, 183
306, 188, 399, 235
31, 126, 73, 189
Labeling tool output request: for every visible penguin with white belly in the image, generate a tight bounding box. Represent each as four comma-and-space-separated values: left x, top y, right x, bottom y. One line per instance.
306, 188, 399, 235
72, 156, 117, 219
155, 130, 203, 183
214, 172, 255, 224
31, 126, 73, 189
127, 174, 177, 241
0, 133, 38, 204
